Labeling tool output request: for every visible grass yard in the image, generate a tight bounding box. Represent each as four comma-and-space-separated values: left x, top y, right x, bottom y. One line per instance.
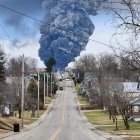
78, 96, 90, 105
84, 110, 116, 125
75, 84, 81, 94
75, 84, 90, 107
0, 117, 17, 131
0, 110, 46, 135
14, 110, 45, 125
84, 110, 140, 136
45, 96, 53, 104
0, 95, 55, 131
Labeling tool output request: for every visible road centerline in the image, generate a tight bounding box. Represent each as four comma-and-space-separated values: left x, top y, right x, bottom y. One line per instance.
49, 128, 62, 140
60, 92, 68, 124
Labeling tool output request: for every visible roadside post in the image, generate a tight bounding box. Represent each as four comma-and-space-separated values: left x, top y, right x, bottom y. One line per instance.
21, 54, 24, 128
44, 72, 46, 110
37, 69, 40, 117
115, 115, 118, 130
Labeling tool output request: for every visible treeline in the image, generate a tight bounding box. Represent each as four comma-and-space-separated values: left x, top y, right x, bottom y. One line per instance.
0, 47, 58, 118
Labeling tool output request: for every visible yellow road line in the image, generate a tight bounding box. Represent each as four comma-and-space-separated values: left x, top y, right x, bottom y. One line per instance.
49, 128, 62, 140
60, 105, 65, 124
61, 110, 65, 124
60, 94, 67, 124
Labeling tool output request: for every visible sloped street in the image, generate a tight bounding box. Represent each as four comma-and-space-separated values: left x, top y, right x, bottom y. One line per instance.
1, 80, 109, 140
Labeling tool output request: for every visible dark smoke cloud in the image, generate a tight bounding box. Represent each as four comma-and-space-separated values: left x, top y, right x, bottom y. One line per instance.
39, 0, 107, 69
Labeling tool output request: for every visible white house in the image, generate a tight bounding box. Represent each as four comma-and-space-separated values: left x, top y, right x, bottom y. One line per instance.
123, 82, 140, 113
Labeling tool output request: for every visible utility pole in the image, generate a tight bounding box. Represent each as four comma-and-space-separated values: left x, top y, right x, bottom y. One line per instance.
51, 72, 52, 97
44, 72, 45, 110
37, 69, 40, 117
52, 68, 55, 93
21, 54, 24, 128
47, 73, 48, 97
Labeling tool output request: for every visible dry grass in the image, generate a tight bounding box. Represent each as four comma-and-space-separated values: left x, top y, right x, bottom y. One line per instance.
84, 110, 140, 136
78, 96, 90, 105
84, 110, 116, 125
0, 95, 55, 136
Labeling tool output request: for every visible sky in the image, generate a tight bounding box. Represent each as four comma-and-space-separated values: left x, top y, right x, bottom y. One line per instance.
0, 0, 122, 68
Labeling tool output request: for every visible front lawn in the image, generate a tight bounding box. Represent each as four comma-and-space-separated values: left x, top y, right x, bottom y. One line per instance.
78, 96, 90, 105
84, 110, 140, 136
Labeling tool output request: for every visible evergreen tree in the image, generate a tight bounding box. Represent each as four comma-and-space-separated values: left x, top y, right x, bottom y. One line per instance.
45, 57, 56, 73
0, 49, 5, 83
0, 48, 6, 105
27, 79, 38, 96
27, 79, 38, 117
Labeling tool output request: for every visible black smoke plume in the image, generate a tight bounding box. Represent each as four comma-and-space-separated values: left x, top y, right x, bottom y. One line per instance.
39, 0, 106, 69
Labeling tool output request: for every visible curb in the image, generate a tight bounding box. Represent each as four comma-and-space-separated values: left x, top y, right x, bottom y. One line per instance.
73, 91, 95, 129
0, 98, 56, 139
25, 99, 55, 130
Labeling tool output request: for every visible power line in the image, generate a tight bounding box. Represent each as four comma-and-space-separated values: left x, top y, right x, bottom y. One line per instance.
0, 3, 114, 48
0, 1, 138, 49
55, 0, 140, 12
0, 4, 46, 25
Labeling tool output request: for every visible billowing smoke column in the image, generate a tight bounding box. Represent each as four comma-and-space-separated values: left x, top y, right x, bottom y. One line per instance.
39, 0, 105, 69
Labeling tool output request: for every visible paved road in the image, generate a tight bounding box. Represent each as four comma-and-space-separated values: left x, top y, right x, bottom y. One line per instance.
2, 80, 107, 140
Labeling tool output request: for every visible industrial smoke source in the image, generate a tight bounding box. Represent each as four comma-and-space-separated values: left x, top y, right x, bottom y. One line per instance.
39, 0, 105, 69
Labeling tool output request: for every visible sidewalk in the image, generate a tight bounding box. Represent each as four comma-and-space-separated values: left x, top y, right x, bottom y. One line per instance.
0, 99, 55, 139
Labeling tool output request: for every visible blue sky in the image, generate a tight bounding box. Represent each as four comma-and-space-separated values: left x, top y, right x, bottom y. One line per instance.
0, 1, 119, 68
0, 0, 43, 39
86, 12, 114, 54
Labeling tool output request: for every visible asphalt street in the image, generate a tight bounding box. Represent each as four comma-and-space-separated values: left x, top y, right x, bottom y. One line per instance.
2, 80, 107, 140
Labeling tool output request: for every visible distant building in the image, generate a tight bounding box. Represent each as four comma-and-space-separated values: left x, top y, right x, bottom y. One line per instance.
6, 76, 32, 91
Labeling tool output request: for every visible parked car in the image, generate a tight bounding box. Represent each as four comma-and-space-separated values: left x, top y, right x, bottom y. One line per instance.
59, 87, 63, 90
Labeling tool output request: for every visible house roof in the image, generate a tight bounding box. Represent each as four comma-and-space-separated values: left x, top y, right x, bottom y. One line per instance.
130, 97, 140, 105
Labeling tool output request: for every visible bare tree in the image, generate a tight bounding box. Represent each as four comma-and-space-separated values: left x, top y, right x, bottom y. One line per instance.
5, 56, 37, 118
112, 43, 140, 80
0, 47, 6, 106
108, 0, 140, 73
97, 78, 135, 130
109, 80, 133, 130
109, 0, 140, 36
95, 54, 119, 108
74, 54, 97, 73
